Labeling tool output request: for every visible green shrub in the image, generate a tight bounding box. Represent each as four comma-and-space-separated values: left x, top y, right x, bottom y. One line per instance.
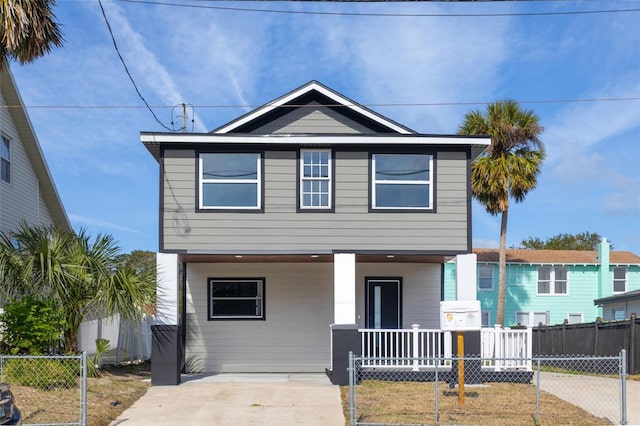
2, 358, 77, 390
0, 296, 65, 355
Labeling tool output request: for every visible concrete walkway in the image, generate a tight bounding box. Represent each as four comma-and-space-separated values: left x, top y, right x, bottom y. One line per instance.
109, 374, 345, 426
538, 372, 640, 425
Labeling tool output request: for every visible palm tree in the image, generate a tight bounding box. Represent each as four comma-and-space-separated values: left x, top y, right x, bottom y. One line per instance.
459, 100, 545, 326
0, 224, 155, 353
0, 0, 64, 68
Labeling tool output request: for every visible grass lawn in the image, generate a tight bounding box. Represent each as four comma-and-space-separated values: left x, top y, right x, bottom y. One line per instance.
340, 380, 612, 425
13, 362, 151, 426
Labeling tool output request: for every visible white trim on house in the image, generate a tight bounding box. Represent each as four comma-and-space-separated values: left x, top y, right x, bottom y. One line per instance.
213, 81, 414, 135
156, 252, 179, 325
299, 149, 332, 209
334, 253, 356, 324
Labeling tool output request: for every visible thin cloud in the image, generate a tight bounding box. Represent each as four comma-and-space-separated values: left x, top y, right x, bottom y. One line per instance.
70, 214, 149, 236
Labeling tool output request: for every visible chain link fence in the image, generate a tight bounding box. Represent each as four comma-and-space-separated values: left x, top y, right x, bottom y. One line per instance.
0, 353, 87, 426
348, 351, 627, 425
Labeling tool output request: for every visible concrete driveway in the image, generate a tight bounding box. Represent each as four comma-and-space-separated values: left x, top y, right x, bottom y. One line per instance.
109, 373, 345, 426
538, 372, 640, 425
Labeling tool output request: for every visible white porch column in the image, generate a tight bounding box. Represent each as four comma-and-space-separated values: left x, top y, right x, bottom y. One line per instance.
156, 252, 179, 325
456, 253, 477, 301
333, 253, 356, 324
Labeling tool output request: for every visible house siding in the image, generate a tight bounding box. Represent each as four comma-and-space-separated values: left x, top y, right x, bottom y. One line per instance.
248, 104, 376, 134
446, 261, 640, 327
0, 90, 54, 233
184, 262, 334, 373
161, 149, 470, 252
184, 261, 442, 373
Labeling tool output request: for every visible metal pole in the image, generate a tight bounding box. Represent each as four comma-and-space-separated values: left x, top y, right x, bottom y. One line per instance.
81, 352, 88, 426
621, 349, 627, 425
349, 351, 355, 426
535, 358, 541, 423
435, 356, 439, 425
458, 332, 465, 407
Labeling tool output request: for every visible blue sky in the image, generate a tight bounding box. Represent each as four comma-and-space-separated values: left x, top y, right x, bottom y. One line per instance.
9, 0, 640, 254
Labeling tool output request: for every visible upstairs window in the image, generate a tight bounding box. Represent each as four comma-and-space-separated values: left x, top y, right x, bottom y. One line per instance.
537, 266, 568, 295
208, 278, 265, 320
300, 150, 332, 209
478, 265, 494, 291
1, 135, 10, 183
199, 153, 261, 210
372, 154, 433, 210
613, 266, 627, 293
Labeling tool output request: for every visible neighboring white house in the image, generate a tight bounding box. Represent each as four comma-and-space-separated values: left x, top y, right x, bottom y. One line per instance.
0, 63, 70, 234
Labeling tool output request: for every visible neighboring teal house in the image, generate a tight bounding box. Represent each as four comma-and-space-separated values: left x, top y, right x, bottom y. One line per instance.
444, 239, 640, 327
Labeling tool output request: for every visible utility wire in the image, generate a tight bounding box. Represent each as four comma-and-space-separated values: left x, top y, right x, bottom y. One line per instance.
3, 96, 639, 110
118, 0, 640, 17
98, 0, 174, 130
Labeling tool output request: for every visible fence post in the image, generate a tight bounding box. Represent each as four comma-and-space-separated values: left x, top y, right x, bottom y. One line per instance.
494, 325, 502, 371
81, 352, 88, 426
434, 356, 439, 425
349, 351, 355, 426
535, 357, 541, 424
629, 314, 636, 375
412, 324, 420, 371
621, 349, 627, 425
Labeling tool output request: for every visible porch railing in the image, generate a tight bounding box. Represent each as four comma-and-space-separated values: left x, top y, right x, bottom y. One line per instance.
481, 325, 532, 371
359, 325, 452, 370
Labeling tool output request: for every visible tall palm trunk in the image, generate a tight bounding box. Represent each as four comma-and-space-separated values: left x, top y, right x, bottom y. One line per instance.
496, 208, 509, 326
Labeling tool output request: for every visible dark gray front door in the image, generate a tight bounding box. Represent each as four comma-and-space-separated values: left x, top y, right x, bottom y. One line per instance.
365, 278, 402, 329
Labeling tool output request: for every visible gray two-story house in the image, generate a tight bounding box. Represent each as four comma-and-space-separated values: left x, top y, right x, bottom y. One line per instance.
143, 81, 489, 384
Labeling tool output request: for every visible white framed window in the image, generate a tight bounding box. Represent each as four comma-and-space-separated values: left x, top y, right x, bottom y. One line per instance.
567, 313, 582, 324
1, 134, 10, 184
537, 266, 568, 295
478, 265, 494, 291
481, 311, 491, 327
208, 278, 265, 320
613, 266, 627, 293
516, 311, 549, 327
199, 153, 261, 209
300, 149, 332, 209
371, 154, 433, 209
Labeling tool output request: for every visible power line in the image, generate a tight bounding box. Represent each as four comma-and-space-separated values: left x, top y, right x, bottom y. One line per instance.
4, 96, 639, 110
118, 0, 640, 17
98, 0, 174, 130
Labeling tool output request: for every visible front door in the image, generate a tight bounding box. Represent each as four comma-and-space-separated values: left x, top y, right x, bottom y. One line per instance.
365, 278, 402, 329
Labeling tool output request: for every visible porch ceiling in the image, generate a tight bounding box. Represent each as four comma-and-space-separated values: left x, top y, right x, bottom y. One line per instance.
178, 253, 450, 263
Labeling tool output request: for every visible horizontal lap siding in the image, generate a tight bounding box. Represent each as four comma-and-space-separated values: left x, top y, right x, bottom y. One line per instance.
250, 104, 374, 134
184, 263, 333, 373
162, 149, 469, 252
355, 263, 442, 329
0, 94, 54, 232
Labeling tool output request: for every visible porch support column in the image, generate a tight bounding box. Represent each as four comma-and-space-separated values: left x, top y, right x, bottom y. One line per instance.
331, 253, 359, 385
334, 252, 356, 324
456, 253, 477, 301
454, 253, 481, 382
151, 253, 181, 386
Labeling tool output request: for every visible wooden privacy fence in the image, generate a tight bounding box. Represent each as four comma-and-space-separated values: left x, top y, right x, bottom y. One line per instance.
533, 315, 639, 374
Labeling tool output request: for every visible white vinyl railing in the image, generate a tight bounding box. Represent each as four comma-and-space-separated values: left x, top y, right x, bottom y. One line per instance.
481, 325, 532, 371
359, 325, 452, 370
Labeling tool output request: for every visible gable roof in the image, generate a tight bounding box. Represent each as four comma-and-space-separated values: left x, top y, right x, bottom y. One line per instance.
212, 80, 416, 135
1, 63, 71, 232
474, 248, 640, 265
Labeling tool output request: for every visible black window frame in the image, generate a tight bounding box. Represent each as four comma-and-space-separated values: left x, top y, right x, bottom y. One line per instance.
207, 277, 266, 320
1, 134, 10, 184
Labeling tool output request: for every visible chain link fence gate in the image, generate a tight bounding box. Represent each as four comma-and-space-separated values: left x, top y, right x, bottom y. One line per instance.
0, 353, 87, 426
348, 350, 627, 426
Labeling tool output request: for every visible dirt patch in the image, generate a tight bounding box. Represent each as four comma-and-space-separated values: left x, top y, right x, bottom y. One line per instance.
13, 362, 150, 426
341, 380, 611, 425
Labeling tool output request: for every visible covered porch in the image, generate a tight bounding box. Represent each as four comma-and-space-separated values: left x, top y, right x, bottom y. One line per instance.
153, 251, 486, 385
